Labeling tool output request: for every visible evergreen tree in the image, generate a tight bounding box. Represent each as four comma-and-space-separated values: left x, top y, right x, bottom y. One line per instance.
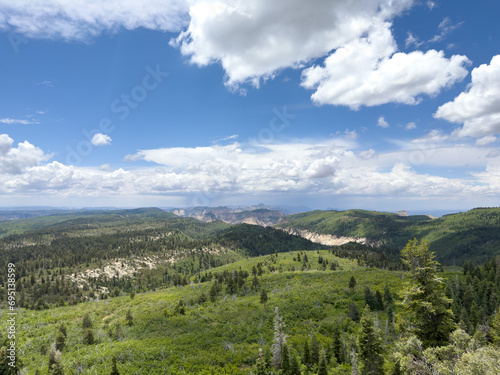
491, 307, 500, 345
398, 239, 456, 347
332, 324, 343, 363
55, 330, 66, 351
310, 333, 320, 365
82, 313, 93, 329
281, 344, 291, 374
349, 276, 357, 290
375, 290, 384, 311
317, 348, 328, 375
384, 282, 394, 307
357, 306, 384, 374
48, 349, 65, 375
302, 339, 311, 367
83, 328, 95, 345
348, 302, 360, 322
254, 348, 267, 375
126, 308, 133, 326
364, 286, 377, 310
290, 352, 301, 375
110, 356, 120, 375
260, 288, 268, 311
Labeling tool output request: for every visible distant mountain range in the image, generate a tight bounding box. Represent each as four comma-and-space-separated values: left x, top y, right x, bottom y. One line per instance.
169, 204, 285, 226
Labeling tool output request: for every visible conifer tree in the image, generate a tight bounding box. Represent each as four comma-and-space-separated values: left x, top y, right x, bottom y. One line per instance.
260, 288, 268, 311
398, 239, 455, 347
126, 308, 133, 326
317, 348, 328, 375
289, 352, 301, 375
48, 349, 65, 375
349, 276, 357, 290
110, 357, 120, 375
310, 333, 320, 365
254, 348, 267, 375
281, 344, 290, 374
302, 339, 311, 367
357, 306, 384, 374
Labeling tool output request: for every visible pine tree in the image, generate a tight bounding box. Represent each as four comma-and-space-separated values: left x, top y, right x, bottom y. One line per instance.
357, 306, 384, 374
55, 330, 66, 351
302, 339, 311, 367
82, 313, 93, 329
491, 307, 500, 345
318, 348, 328, 375
83, 328, 95, 345
254, 348, 267, 375
110, 357, 120, 375
126, 308, 133, 326
281, 344, 291, 374
290, 352, 301, 375
348, 302, 360, 322
310, 333, 320, 365
48, 349, 65, 375
349, 276, 357, 290
398, 239, 456, 347
260, 288, 268, 311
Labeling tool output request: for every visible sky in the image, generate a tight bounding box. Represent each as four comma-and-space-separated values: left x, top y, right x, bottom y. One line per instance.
0, 0, 499, 212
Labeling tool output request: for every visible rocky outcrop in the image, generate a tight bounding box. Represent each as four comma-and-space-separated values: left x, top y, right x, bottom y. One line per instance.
283, 228, 367, 246
171, 206, 284, 226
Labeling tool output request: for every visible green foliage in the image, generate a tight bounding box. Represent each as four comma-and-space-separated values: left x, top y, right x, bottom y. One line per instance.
358, 306, 384, 374
348, 302, 360, 323
349, 276, 356, 290
110, 356, 120, 375
48, 349, 65, 375
83, 328, 95, 345
398, 239, 455, 347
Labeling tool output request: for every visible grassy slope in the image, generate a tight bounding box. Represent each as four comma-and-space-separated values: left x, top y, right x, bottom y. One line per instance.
17, 250, 412, 374
277, 208, 500, 264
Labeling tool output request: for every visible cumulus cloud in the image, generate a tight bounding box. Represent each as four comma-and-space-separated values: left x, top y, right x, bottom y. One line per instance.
0, 0, 189, 40
435, 55, 500, 138
0, 135, 51, 174
172, 0, 414, 88
378, 117, 390, 128
301, 22, 470, 109
91, 133, 112, 146
405, 122, 417, 130
476, 136, 497, 146
1, 136, 499, 204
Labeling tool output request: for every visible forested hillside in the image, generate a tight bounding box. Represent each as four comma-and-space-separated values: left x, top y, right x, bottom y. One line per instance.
277, 208, 500, 264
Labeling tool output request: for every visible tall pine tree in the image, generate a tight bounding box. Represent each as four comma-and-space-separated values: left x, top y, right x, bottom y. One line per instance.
397, 239, 455, 347
357, 306, 384, 374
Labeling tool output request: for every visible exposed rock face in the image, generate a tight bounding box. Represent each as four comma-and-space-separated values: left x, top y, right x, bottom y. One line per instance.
282, 228, 367, 246
171, 206, 284, 226
396, 210, 409, 217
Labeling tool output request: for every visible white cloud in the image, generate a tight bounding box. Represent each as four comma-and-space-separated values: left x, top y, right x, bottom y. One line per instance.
0, 136, 51, 174
301, 22, 470, 109
377, 116, 390, 128
99, 163, 112, 171
0, 118, 39, 125
0, 134, 13, 155
172, 0, 414, 88
405, 122, 417, 130
435, 55, 500, 138
1, 135, 499, 205
476, 135, 497, 146
91, 133, 112, 146
0, 0, 189, 40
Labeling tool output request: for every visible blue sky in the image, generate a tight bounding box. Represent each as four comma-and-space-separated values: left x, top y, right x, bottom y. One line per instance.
0, 0, 499, 211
